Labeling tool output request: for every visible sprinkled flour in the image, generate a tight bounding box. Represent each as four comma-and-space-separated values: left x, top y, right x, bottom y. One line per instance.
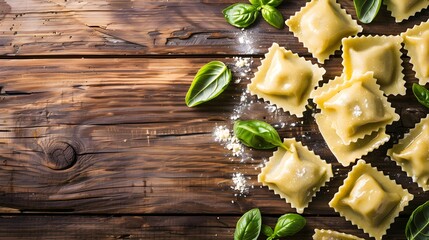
231, 172, 249, 195
213, 126, 243, 157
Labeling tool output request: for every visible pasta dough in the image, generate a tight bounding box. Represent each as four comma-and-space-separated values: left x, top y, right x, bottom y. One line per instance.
313, 229, 365, 240
313, 73, 399, 145
401, 20, 429, 85
286, 0, 362, 63
342, 36, 405, 95
258, 139, 333, 213
384, 0, 429, 22
311, 73, 398, 165
329, 160, 413, 240
248, 43, 325, 117
388, 115, 429, 191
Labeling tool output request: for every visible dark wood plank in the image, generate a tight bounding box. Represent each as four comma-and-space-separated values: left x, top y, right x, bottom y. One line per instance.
0, 215, 412, 239
0, 57, 427, 216
0, 0, 427, 56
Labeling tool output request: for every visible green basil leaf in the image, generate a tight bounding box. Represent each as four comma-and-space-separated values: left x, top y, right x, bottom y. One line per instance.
262, 0, 283, 7
412, 83, 429, 109
223, 3, 259, 28
185, 61, 232, 107
262, 224, 274, 237
234, 208, 262, 240
249, 0, 263, 7
233, 120, 287, 150
272, 214, 306, 238
353, 0, 382, 23
406, 201, 429, 240
261, 5, 284, 29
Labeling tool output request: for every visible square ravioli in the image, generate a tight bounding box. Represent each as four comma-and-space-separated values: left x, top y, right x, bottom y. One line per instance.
248, 43, 325, 117
388, 115, 429, 191
342, 35, 405, 96
315, 113, 390, 166
313, 229, 364, 240
329, 160, 413, 240
312, 72, 399, 146
384, 0, 429, 22
258, 138, 333, 213
286, 0, 362, 63
401, 20, 429, 85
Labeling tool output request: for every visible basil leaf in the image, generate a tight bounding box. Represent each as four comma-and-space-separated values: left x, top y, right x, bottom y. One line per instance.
406, 201, 429, 240
234, 208, 262, 240
412, 83, 429, 109
262, 224, 274, 237
262, 0, 283, 7
272, 214, 306, 238
185, 61, 232, 107
261, 5, 284, 29
223, 3, 259, 28
234, 120, 288, 150
353, 0, 382, 23
249, 0, 263, 7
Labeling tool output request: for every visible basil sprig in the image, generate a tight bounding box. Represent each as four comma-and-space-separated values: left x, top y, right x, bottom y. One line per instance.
233, 120, 289, 151
222, 0, 284, 29
185, 61, 232, 107
405, 201, 429, 240
265, 214, 306, 240
412, 83, 429, 109
353, 0, 382, 23
234, 208, 262, 240
234, 209, 306, 240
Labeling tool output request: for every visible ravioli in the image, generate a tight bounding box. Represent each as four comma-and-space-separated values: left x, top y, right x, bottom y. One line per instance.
248, 43, 325, 117
384, 0, 429, 22
313, 229, 365, 240
258, 139, 333, 213
329, 160, 413, 240
286, 0, 362, 63
313, 73, 399, 145
342, 36, 405, 95
401, 20, 429, 85
315, 113, 390, 166
388, 115, 429, 191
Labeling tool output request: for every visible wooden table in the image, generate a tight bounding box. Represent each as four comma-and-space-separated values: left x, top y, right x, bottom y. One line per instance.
0, 0, 427, 239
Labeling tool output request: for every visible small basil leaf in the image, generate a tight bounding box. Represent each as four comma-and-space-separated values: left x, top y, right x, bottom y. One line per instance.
262, 224, 274, 237
406, 201, 429, 240
261, 5, 284, 29
353, 0, 382, 23
223, 3, 259, 28
262, 0, 283, 7
272, 214, 306, 238
185, 61, 232, 107
412, 83, 429, 109
234, 208, 262, 240
249, 0, 263, 7
233, 120, 287, 150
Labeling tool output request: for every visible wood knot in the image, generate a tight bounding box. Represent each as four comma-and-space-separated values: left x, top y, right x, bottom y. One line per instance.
45, 141, 77, 170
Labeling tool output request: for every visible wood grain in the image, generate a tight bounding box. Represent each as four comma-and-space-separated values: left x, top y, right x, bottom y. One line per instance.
0, 0, 426, 56
0, 0, 428, 239
0, 57, 427, 217
0, 215, 411, 240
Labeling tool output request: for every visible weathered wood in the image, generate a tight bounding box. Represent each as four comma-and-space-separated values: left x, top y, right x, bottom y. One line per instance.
0, 0, 427, 56
0, 57, 427, 216
0, 0, 428, 239
0, 215, 411, 239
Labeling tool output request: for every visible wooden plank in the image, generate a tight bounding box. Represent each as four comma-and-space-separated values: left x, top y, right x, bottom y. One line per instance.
0, 0, 427, 56
0, 215, 411, 239
0, 57, 427, 215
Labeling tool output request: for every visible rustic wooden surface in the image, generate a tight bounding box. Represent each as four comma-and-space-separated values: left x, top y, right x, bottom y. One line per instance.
0, 0, 428, 239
